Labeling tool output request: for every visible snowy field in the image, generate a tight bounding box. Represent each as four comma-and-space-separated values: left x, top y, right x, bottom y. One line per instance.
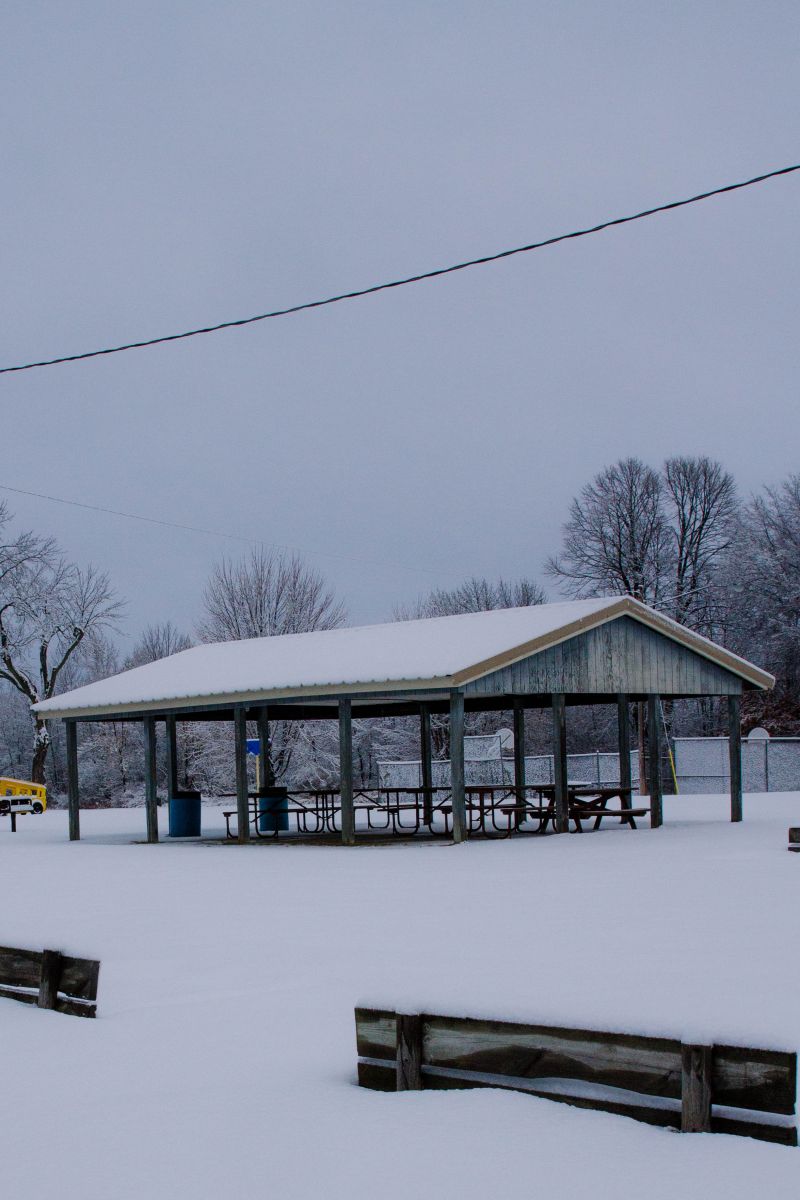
1, 794, 798, 1199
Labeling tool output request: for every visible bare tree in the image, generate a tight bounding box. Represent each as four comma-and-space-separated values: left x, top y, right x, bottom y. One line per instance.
199, 547, 345, 642
663, 456, 737, 633
546, 458, 669, 604
735, 474, 800, 700
397, 576, 546, 620
199, 548, 345, 781
126, 621, 193, 668
0, 521, 123, 781
547, 455, 737, 628
546, 455, 737, 778
395, 576, 546, 753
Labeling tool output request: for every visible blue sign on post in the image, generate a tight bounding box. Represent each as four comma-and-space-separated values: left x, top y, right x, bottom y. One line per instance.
246, 739, 260, 756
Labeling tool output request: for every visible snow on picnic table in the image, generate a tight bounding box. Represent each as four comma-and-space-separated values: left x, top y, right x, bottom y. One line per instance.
1, 793, 798, 1199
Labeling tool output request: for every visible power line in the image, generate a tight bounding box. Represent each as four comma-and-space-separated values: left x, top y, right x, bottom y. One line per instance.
0, 483, 252, 542
0, 482, 447, 578
2, 162, 798, 377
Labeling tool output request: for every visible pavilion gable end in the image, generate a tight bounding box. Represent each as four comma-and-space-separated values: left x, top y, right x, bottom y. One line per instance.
462, 615, 745, 699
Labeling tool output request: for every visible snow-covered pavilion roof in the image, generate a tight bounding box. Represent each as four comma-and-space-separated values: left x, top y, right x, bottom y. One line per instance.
33, 595, 773, 720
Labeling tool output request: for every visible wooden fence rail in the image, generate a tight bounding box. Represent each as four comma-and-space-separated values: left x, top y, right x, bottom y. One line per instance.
355, 1007, 797, 1146
0, 945, 100, 1018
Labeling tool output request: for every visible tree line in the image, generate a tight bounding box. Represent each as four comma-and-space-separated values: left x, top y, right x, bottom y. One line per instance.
0, 456, 797, 801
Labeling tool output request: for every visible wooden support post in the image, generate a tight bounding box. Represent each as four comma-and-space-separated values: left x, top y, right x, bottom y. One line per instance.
449, 689, 466, 843
728, 694, 743, 823
37, 949, 63, 1010
65, 719, 80, 842
681, 1044, 713, 1132
420, 704, 433, 827
647, 694, 663, 828
165, 715, 179, 798
552, 694, 568, 833
234, 707, 250, 843
637, 700, 647, 795
513, 699, 526, 829
339, 699, 354, 845
257, 706, 274, 789
143, 716, 159, 843
617, 694, 632, 794
396, 1013, 423, 1091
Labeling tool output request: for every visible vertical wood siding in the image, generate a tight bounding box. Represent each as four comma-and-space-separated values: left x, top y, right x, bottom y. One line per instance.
464, 616, 743, 698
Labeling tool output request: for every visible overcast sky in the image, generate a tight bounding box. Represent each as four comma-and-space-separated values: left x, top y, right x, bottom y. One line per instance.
2, 1, 798, 648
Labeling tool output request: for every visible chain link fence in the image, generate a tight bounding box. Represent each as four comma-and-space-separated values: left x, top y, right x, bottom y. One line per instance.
378, 750, 640, 789
379, 734, 800, 795
674, 737, 800, 793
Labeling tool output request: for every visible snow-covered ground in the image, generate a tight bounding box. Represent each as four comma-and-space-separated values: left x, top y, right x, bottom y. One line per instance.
2, 794, 798, 1199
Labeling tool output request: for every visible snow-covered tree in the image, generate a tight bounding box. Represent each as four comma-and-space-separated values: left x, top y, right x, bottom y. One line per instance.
0, 507, 122, 781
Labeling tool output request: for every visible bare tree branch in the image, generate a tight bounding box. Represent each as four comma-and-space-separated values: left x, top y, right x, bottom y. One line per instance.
545, 458, 669, 604
396, 576, 546, 620
198, 548, 345, 781
126, 621, 193, 668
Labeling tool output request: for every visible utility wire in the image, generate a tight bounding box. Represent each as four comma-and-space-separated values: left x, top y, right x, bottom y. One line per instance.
0, 484, 252, 543
0, 482, 447, 578
2, 162, 798, 377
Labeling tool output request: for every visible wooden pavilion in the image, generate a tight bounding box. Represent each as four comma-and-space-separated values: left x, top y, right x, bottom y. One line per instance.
33, 596, 773, 845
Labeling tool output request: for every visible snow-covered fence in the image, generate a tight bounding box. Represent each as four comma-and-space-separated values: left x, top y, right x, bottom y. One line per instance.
0, 944, 99, 1017
356, 1007, 797, 1145
674, 736, 800, 794
377, 751, 639, 790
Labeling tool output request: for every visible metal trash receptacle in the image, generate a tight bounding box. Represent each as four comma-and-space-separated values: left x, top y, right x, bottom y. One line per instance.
168, 790, 202, 837
258, 786, 289, 833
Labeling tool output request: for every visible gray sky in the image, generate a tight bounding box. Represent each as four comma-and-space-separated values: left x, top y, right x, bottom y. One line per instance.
3, 1, 799, 647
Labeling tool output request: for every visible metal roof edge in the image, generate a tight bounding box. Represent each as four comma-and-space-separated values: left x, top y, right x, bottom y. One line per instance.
31, 675, 456, 721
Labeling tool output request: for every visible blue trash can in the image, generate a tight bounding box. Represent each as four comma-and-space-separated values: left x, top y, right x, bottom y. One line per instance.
258, 786, 289, 833
168, 790, 202, 837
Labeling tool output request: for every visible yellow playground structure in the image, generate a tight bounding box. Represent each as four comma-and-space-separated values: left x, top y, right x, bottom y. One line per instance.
0, 777, 47, 816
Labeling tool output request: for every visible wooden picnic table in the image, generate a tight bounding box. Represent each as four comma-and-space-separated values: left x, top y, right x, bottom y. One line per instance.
220, 784, 649, 840
223, 789, 451, 839
531, 784, 649, 831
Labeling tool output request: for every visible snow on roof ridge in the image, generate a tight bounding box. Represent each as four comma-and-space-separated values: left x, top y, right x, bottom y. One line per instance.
197, 595, 616, 650
106, 597, 616, 665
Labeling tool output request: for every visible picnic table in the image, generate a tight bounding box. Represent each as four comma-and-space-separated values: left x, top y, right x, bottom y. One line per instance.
530, 784, 649, 831
223, 791, 342, 838
223, 789, 449, 839
220, 784, 649, 840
